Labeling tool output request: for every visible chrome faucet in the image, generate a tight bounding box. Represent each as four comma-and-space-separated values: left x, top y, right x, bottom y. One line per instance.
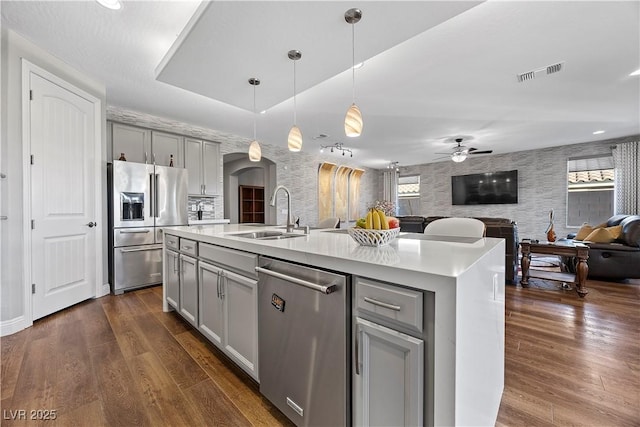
269, 185, 295, 233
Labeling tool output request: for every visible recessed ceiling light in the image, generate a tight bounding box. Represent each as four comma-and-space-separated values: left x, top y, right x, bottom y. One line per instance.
593, 130, 605, 135
96, 0, 122, 10
630, 69, 640, 76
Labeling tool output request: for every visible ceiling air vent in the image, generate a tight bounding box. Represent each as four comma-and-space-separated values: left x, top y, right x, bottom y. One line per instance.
517, 71, 536, 83
546, 62, 563, 75
517, 61, 565, 83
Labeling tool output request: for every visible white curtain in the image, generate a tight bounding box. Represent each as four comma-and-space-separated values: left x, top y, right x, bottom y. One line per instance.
613, 141, 639, 215
382, 170, 398, 213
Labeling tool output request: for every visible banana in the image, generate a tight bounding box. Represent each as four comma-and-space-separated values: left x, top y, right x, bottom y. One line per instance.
378, 210, 389, 230
372, 208, 382, 230
365, 211, 373, 229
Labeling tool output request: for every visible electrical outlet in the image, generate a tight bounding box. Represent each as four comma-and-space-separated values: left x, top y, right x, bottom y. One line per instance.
191, 205, 197, 212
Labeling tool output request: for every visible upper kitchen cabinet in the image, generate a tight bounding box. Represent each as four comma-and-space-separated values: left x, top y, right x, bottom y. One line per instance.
110, 122, 183, 167
184, 138, 221, 196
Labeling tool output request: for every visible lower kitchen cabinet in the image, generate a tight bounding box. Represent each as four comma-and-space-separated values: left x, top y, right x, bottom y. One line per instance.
179, 254, 198, 327
198, 260, 258, 380
165, 249, 180, 309
354, 317, 424, 427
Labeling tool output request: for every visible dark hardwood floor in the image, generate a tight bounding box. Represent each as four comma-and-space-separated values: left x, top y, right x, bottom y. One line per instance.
2, 276, 638, 426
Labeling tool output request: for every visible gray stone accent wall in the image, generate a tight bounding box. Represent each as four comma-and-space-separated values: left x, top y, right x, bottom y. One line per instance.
384, 135, 639, 241
107, 106, 378, 226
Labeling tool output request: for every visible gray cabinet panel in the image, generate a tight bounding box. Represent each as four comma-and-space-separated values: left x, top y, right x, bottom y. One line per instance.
354, 317, 424, 427
179, 254, 198, 326
165, 249, 179, 309
184, 138, 220, 196
112, 122, 149, 163
152, 131, 183, 167
198, 261, 223, 346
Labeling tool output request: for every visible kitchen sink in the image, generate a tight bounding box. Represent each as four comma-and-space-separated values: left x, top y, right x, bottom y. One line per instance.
232, 231, 306, 240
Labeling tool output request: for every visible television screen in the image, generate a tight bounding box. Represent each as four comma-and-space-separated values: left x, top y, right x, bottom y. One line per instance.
451, 170, 518, 205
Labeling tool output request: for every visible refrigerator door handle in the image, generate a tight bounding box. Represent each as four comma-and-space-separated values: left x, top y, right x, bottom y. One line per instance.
154, 173, 159, 218
149, 173, 155, 218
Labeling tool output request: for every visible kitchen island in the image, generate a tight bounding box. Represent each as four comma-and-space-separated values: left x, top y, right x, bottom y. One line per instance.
163, 224, 505, 426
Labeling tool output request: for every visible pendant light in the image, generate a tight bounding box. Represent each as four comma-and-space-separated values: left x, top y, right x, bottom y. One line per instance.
287, 50, 303, 152
248, 78, 262, 162
344, 8, 363, 138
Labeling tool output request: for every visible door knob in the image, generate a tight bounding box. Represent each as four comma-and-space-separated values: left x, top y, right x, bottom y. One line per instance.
86, 221, 96, 228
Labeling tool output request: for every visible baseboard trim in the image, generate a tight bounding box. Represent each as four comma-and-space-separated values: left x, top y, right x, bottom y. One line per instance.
0, 315, 30, 337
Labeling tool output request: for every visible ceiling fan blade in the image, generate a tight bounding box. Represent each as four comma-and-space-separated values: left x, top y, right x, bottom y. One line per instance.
469, 150, 493, 155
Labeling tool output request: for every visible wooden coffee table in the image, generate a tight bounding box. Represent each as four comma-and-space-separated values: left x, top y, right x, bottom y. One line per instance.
520, 240, 589, 297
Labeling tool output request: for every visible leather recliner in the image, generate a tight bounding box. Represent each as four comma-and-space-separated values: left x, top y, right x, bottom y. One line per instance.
565, 214, 640, 280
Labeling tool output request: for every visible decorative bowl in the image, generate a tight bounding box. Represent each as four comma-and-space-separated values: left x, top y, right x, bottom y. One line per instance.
347, 227, 400, 247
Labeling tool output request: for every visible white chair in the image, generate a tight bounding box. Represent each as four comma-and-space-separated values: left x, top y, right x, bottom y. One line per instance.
318, 217, 340, 228
423, 217, 485, 238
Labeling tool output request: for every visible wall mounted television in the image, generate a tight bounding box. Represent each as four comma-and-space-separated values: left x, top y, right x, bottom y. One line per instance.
451, 170, 518, 205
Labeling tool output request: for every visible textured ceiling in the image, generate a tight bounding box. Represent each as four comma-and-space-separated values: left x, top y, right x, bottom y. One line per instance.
2, 1, 639, 169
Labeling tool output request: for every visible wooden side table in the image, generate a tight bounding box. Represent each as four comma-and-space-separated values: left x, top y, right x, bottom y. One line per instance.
520, 240, 589, 297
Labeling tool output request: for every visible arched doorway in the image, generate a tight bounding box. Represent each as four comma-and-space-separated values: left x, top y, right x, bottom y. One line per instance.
223, 153, 277, 224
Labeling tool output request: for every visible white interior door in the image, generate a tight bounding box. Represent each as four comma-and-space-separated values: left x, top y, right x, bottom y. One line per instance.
30, 72, 97, 320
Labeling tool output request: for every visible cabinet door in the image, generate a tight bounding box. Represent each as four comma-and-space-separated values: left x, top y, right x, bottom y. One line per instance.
202, 141, 220, 196
222, 268, 258, 379
112, 122, 150, 163
354, 317, 424, 427
152, 131, 183, 167
179, 254, 198, 327
184, 138, 203, 195
165, 249, 180, 309
198, 261, 224, 347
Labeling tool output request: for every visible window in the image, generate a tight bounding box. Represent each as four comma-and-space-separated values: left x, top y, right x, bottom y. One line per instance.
397, 174, 420, 216
566, 156, 614, 227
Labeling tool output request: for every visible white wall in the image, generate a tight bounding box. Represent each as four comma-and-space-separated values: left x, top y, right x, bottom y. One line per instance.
0, 29, 107, 327
388, 135, 639, 241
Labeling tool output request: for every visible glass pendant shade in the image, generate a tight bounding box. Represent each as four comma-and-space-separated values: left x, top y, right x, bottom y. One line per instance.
288, 125, 302, 152
249, 140, 262, 162
451, 151, 467, 163
344, 103, 363, 137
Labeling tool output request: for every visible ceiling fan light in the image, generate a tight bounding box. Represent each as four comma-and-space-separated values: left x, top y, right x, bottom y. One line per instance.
451, 152, 467, 163
249, 140, 262, 162
288, 125, 302, 152
345, 103, 363, 137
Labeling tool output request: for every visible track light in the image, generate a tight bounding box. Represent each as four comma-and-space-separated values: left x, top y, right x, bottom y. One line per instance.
320, 142, 353, 158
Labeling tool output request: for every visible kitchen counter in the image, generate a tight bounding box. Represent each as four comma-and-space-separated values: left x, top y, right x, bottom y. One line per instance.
163, 224, 505, 426
187, 218, 230, 225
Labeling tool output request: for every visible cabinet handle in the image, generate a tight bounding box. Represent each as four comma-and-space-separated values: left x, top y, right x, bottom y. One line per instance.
144, 151, 148, 164
203, 184, 206, 195
363, 296, 401, 311
182, 245, 193, 250
355, 325, 360, 375
153, 153, 156, 165
220, 271, 225, 299
173, 255, 179, 273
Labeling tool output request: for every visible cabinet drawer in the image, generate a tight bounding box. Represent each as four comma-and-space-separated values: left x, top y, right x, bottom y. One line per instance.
355, 277, 423, 333
199, 243, 258, 279
180, 238, 197, 256
165, 234, 179, 251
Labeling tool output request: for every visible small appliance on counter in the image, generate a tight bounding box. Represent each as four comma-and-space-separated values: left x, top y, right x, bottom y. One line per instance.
108, 160, 188, 294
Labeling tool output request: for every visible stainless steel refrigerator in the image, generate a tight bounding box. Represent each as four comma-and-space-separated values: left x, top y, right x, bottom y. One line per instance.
108, 160, 188, 294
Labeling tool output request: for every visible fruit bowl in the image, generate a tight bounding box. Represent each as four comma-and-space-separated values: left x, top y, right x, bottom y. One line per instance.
347, 227, 400, 247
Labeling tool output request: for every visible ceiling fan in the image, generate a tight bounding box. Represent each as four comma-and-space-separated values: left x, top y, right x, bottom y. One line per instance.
434, 137, 493, 163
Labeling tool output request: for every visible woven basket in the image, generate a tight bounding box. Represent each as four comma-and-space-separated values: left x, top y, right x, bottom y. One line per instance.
347, 227, 400, 247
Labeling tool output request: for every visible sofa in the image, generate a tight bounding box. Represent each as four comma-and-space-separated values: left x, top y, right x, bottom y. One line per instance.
398, 216, 519, 284
564, 214, 640, 280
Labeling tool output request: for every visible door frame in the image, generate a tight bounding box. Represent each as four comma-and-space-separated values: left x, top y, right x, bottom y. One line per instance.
21, 59, 104, 327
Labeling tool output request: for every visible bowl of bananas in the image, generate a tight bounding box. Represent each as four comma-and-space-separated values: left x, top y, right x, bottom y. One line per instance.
348, 209, 401, 247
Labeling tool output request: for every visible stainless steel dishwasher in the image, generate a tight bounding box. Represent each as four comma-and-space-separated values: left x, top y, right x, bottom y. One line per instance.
256, 257, 350, 427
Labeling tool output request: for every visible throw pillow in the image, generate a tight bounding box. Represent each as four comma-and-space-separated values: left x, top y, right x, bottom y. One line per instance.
575, 224, 594, 241
606, 225, 623, 240
584, 227, 615, 243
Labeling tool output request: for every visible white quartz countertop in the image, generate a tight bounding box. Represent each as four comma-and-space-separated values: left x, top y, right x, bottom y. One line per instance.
164, 224, 504, 292
188, 219, 231, 225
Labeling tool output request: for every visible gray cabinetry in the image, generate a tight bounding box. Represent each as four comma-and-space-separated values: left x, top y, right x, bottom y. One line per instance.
197, 243, 258, 380
112, 122, 149, 164
110, 122, 183, 167
353, 276, 429, 426
184, 138, 220, 196
179, 254, 198, 326
354, 317, 424, 426
165, 247, 179, 309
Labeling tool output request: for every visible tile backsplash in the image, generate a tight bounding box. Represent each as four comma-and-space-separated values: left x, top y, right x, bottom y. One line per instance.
187, 196, 222, 221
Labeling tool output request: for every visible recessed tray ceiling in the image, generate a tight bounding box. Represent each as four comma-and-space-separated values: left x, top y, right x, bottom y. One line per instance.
155, 1, 482, 112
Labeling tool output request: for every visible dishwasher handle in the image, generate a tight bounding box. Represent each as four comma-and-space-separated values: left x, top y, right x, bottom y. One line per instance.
255, 266, 337, 295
